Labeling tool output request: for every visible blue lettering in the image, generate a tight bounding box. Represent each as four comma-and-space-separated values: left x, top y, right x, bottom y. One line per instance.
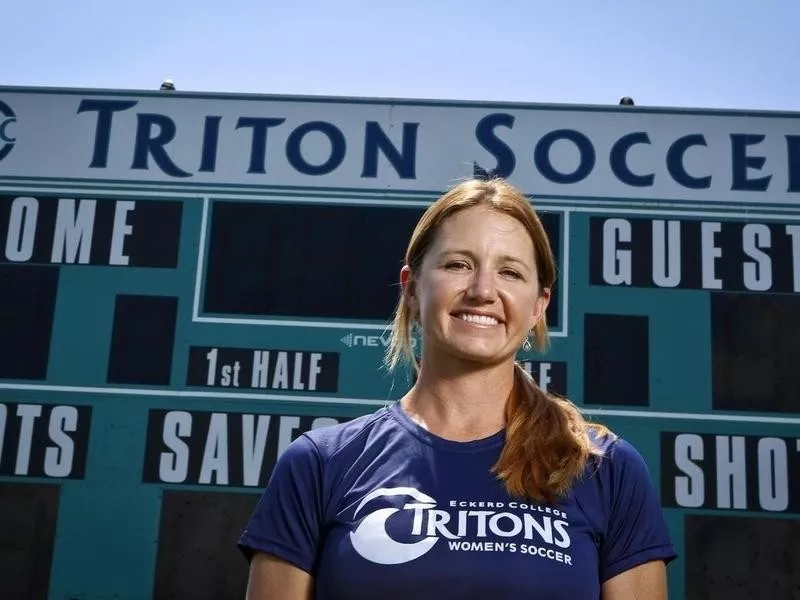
534, 129, 594, 184
361, 122, 418, 179
131, 114, 191, 177
731, 134, 771, 191
286, 121, 346, 176
666, 134, 711, 189
474, 113, 516, 178
609, 132, 654, 187
236, 117, 286, 174
788, 135, 800, 192
77, 99, 137, 168
199, 116, 222, 172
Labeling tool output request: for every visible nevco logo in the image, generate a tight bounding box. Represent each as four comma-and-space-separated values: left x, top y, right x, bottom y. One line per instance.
0, 100, 16, 163
349, 487, 574, 566
340, 332, 419, 349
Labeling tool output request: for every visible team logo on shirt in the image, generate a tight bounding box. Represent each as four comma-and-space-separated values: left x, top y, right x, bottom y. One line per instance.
349, 487, 574, 566
350, 487, 440, 565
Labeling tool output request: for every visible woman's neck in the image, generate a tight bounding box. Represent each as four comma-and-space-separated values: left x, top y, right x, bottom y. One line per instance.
400, 358, 515, 442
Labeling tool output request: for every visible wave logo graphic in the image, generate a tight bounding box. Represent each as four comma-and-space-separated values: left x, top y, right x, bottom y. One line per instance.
349, 487, 438, 565
0, 100, 16, 163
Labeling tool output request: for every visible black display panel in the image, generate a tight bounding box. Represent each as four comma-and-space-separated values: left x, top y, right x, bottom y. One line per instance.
520, 360, 568, 396
684, 514, 800, 600
142, 409, 351, 487
582, 313, 650, 406
661, 431, 800, 514
202, 201, 563, 327
0, 403, 92, 479
107, 295, 179, 385
0, 483, 61, 600
152, 491, 255, 600
0, 194, 182, 268
711, 293, 800, 413
186, 346, 340, 393
589, 216, 800, 293
0, 265, 59, 380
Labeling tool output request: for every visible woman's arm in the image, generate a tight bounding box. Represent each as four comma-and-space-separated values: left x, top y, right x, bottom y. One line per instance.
245, 552, 314, 600
238, 434, 326, 599
601, 559, 668, 600
594, 438, 677, 596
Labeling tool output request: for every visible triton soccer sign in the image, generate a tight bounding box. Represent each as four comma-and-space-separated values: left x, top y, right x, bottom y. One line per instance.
0, 86, 798, 600
0, 87, 799, 202
72, 100, 800, 194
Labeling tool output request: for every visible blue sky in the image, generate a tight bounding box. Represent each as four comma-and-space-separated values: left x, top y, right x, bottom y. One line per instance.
3, 0, 798, 111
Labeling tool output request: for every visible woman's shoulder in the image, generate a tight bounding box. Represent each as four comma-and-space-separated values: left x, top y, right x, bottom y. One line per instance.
579, 425, 661, 507
579, 426, 678, 577
586, 426, 648, 469
283, 403, 402, 467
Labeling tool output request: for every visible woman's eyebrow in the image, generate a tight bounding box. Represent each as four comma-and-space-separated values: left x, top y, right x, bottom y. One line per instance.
437, 249, 533, 270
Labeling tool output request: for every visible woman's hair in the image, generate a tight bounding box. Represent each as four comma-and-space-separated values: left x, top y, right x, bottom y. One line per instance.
384, 177, 613, 504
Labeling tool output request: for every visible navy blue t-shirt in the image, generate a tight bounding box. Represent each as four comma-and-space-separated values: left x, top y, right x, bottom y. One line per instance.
238, 402, 677, 599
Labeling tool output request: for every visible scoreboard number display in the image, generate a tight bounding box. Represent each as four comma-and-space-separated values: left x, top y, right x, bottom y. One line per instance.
0, 86, 798, 600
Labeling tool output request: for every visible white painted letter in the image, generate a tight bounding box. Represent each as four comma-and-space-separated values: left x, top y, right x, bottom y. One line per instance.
109, 201, 135, 265
742, 223, 772, 291
757, 438, 789, 512
602, 219, 632, 285
44, 406, 78, 477
652, 220, 681, 287
51, 198, 96, 264
6, 197, 38, 262
701, 222, 723, 289
674, 434, 705, 507
159, 411, 192, 483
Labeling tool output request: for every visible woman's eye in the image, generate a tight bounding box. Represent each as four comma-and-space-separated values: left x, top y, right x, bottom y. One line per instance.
502, 269, 523, 279
445, 261, 469, 270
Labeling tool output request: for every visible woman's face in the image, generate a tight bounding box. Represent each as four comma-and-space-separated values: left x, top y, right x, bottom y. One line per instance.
403, 205, 550, 367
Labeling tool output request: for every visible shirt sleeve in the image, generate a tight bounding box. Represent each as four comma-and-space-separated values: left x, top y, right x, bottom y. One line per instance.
599, 437, 678, 582
237, 433, 325, 574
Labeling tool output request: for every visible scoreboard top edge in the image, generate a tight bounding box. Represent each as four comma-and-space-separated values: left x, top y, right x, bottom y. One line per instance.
3, 84, 800, 119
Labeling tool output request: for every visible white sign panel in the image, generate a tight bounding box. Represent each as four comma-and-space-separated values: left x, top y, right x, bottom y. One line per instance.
0, 87, 799, 203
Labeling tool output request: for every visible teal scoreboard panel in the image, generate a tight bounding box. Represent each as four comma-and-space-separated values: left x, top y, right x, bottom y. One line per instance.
0, 87, 799, 600
1, 190, 798, 599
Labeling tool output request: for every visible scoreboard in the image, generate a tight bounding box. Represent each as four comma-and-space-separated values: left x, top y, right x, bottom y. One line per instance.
0, 87, 798, 600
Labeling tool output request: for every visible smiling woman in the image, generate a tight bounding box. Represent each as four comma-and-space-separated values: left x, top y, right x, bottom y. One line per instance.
237, 178, 677, 600
385, 179, 595, 503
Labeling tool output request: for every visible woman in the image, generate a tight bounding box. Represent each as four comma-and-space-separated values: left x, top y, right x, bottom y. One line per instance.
238, 178, 677, 599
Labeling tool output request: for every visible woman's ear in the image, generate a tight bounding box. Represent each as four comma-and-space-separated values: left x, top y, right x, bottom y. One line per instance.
530, 287, 551, 329
400, 265, 416, 310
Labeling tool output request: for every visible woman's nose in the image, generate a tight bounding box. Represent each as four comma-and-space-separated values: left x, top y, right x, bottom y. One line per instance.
465, 268, 497, 302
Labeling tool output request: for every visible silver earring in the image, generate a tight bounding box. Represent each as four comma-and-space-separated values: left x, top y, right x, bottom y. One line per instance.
522, 333, 532, 352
